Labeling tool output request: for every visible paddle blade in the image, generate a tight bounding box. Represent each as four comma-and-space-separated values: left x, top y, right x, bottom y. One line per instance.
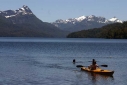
100, 65, 108, 67
76, 65, 84, 67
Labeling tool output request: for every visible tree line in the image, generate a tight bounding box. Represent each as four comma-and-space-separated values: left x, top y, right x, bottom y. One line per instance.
67, 21, 127, 39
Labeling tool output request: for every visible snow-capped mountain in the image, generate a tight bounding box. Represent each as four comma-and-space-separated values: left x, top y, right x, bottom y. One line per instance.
53, 15, 122, 24
0, 5, 33, 18
0, 5, 67, 37
0, 5, 36, 24
52, 15, 123, 32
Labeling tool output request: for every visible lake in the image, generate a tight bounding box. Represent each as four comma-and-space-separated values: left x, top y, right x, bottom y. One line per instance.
0, 37, 127, 85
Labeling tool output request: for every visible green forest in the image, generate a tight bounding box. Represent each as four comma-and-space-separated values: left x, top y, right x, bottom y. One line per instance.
67, 21, 127, 39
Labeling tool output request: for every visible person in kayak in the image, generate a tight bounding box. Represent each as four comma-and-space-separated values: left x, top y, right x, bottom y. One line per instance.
89, 59, 99, 70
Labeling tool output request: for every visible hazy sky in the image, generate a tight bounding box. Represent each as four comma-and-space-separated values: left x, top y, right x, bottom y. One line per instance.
0, 0, 127, 22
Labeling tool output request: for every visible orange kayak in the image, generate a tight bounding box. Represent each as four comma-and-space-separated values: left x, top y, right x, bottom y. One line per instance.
81, 67, 114, 76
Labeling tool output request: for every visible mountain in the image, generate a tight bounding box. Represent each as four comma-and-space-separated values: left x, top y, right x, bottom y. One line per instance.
0, 5, 68, 37
52, 15, 123, 32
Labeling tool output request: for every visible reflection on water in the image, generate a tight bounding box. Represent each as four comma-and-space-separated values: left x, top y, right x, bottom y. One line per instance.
84, 71, 114, 85
74, 69, 114, 85
89, 72, 113, 80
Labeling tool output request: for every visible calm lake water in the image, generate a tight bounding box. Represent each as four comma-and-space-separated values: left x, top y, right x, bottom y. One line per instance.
0, 37, 127, 85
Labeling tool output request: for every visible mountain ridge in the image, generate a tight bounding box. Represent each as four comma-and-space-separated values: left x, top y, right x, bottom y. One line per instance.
52, 15, 123, 32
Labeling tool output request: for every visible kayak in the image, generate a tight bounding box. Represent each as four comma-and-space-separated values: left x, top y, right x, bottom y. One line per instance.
81, 67, 114, 76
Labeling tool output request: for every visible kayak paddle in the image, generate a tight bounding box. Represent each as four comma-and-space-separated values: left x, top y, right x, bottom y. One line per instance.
76, 64, 108, 67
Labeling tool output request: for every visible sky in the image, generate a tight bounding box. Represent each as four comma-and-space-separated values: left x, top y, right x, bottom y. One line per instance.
0, 0, 127, 22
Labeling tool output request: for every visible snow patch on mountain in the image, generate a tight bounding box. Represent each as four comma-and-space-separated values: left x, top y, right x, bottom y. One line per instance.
75, 16, 86, 21
5, 15, 16, 18
109, 17, 123, 23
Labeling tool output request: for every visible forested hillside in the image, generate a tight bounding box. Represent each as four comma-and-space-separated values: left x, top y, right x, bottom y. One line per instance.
67, 21, 127, 39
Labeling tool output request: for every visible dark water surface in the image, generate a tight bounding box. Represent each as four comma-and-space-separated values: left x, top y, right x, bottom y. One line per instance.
0, 38, 127, 85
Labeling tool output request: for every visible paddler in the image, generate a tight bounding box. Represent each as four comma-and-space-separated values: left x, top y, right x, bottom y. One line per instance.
89, 59, 99, 70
